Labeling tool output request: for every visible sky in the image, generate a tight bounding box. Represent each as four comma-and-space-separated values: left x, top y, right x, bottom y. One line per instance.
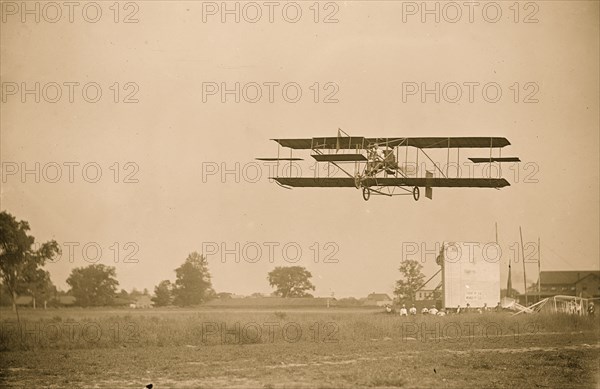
1, 1, 598, 298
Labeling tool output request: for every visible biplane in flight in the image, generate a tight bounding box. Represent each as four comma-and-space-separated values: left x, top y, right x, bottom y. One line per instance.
257, 130, 520, 201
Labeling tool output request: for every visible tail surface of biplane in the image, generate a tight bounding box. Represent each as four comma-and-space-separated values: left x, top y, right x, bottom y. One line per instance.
257, 131, 520, 201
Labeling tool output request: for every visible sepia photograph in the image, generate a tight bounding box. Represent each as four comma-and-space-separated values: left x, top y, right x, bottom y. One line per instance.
1, 1, 599, 388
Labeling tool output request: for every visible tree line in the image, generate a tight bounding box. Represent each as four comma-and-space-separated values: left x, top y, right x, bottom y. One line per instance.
1, 211, 429, 309
0, 211, 321, 309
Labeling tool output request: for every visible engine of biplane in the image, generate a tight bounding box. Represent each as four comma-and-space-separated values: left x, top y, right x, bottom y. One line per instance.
363, 147, 401, 177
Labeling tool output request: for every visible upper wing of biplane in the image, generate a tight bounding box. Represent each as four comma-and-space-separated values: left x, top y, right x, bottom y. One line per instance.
272, 137, 511, 150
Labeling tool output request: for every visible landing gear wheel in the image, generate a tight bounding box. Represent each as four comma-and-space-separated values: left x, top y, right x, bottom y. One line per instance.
354, 174, 361, 189
413, 186, 420, 201
362, 187, 371, 201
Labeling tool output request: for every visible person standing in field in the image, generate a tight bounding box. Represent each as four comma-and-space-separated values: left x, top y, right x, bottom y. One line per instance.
409, 305, 417, 315
399, 304, 408, 316
588, 302, 595, 317
568, 301, 575, 314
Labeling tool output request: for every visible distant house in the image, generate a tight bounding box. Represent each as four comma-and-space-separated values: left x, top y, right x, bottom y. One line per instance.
113, 296, 133, 307
363, 293, 393, 307
415, 289, 435, 301
215, 292, 247, 299
56, 296, 76, 306
15, 296, 33, 306
131, 295, 154, 308
538, 271, 600, 298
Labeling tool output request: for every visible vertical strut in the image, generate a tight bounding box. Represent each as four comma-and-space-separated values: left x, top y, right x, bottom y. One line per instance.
446, 138, 450, 177
457, 148, 460, 178
489, 137, 493, 179
276, 143, 280, 178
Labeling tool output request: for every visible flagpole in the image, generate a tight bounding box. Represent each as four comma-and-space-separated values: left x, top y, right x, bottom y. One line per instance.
495, 222, 498, 244
520, 226, 527, 306
538, 237, 541, 302
508, 259, 512, 299
497, 222, 512, 300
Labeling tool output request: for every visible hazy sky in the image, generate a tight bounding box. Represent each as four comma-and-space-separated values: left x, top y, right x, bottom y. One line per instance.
1, 1, 598, 298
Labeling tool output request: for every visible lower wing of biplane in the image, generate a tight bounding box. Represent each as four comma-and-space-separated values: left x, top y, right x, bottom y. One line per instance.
257, 130, 519, 201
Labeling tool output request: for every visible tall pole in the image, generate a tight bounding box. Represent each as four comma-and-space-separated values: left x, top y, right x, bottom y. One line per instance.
507, 258, 513, 298
439, 244, 446, 309
499, 222, 513, 299
495, 222, 498, 244
497, 221, 511, 300
520, 226, 527, 306
537, 237, 541, 302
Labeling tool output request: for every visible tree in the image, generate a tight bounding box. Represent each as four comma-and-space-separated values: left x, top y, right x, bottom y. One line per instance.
129, 288, 143, 298
24, 269, 56, 309
0, 283, 16, 306
172, 252, 213, 306
432, 286, 442, 302
0, 211, 60, 312
394, 260, 425, 304
267, 266, 315, 297
66, 264, 119, 307
152, 280, 172, 307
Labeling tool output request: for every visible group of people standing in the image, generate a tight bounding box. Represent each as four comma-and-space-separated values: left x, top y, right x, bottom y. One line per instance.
385, 302, 503, 316
565, 301, 595, 316
385, 304, 446, 316
385, 301, 597, 316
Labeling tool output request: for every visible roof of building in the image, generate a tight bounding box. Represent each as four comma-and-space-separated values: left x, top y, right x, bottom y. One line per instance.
366, 293, 392, 301
540, 271, 600, 285
135, 295, 154, 305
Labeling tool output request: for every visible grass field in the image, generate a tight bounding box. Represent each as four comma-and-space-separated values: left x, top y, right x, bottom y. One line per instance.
1, 307, 599, 388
